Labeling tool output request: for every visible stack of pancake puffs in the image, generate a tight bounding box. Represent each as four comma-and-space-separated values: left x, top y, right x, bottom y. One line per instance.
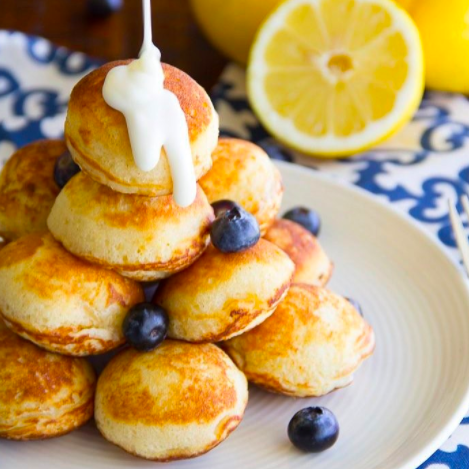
0, 61, 374, 461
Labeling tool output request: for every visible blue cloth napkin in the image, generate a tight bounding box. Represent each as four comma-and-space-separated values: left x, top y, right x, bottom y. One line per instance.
0, 30, 468, 469
213, 64, 469, 469
213, 64, 469, 268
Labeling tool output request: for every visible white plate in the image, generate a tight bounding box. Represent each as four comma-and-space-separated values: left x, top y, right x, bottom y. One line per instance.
3, 161, 469, 469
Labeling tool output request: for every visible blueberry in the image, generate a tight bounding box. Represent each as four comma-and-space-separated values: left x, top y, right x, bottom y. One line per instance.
257, 138, 293, 162
86, 0, 123, 17
210, 206, 260, 253
141, 281, 160, 303
123, 303, 168, 352
54, 150, 81, 188
283, 207, 321, 236
211, 199, 241, 218
346, 297, 363, 317
288, 407, 339, 453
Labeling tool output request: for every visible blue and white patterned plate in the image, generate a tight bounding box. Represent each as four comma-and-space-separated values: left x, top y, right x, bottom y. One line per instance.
1, 31, 469, 469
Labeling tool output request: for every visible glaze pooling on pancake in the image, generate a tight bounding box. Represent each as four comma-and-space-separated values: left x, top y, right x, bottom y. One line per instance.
0, 139, 63, 241
264, 219, 333, 285
65, 61, 218, 196
47, 173, 214, 281
0, 321, 96, 440
155, 240, 295, 342
199, 138, 283, 235
95, 340, 248, 461
223, 284, 375, 397
0, 232, 144, 356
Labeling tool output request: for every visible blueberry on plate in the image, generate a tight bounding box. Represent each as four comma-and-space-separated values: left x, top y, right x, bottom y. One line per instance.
86, 0, 123, 17
211, 199, 241, 218
123, 303, 169, 352
288, 406, 339, 453
54, 150, 81, 188
210, 206, 260, 253
346, 297, 364, 317
283, 206, 321, 236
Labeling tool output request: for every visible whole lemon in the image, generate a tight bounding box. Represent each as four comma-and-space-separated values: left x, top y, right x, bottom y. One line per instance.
191, 0, 413, 64
190, 0, 282, 64
412, 0, 469, 93
393, 0, 414, 10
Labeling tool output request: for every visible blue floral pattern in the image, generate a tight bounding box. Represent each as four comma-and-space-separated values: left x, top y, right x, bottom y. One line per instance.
214, 65, 469, 469
0, 30, 101, 169
213, 65, 469, 266
0, 31, 468, 468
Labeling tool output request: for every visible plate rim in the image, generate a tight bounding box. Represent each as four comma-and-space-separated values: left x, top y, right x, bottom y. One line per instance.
277, 160, 469, 469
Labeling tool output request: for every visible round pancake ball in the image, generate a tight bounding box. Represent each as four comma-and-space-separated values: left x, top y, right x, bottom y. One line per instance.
0, 140, 64, 241
95, 340, 248, 461
199, 138, 283, 235
47, 173, 214, 282
0, 232, 144, 356
65, 61, 218, 196
0, 321, 96, 440
264, 219, 333, 286
154, 239, 294, 343
223, 284, 375, 397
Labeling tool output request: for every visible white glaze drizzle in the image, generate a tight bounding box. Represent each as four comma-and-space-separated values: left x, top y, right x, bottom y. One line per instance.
102, 0, 196, 207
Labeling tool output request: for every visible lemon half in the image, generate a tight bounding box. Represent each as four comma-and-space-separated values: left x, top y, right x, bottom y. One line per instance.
247, 0, 424, 157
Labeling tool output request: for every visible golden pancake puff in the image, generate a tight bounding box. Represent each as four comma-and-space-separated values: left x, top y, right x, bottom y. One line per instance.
199, 138, 283, 235
0, 321, 96, 440
223, 284, 375, 397
47, 173, 214, 282
0, 140, 63, 241
264, 219, 333, 286
65, 61, 218, 196
0, 232, 144, 356
95, 340, 248, 461
155, 239, 294, 343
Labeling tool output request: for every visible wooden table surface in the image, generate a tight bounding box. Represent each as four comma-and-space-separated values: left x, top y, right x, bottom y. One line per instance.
0, 0, 228, 91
